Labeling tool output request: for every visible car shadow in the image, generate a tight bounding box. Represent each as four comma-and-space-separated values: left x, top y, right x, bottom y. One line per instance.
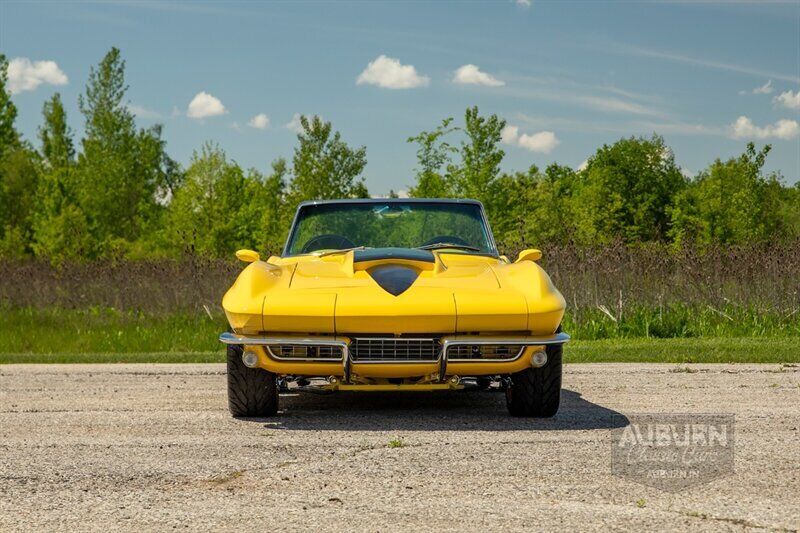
244, 389, 629, 432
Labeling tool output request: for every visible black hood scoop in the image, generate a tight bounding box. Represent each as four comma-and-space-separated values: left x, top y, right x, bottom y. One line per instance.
368, 265, 420, 296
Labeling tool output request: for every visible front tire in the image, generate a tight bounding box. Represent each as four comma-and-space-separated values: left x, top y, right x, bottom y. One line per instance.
505, 344, 562, 417
227, 344, 279, 417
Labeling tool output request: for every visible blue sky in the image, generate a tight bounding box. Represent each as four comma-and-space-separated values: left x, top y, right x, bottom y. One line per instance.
2, 1, 799, 193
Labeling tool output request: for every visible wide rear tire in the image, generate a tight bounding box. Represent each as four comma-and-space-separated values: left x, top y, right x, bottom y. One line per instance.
505, 344, 562, 417
227, 344, 279, 417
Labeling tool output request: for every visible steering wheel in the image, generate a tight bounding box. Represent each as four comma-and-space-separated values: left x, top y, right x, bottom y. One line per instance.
421, 235, 471, 247
300, 234, 356, 253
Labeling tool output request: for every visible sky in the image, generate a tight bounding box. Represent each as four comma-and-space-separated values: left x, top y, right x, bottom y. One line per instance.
2, 0, 799, 194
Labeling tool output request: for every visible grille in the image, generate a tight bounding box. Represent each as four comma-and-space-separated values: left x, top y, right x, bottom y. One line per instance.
266, 345, 343, 360
350, 337, 440, 362
448, 344, 524, 361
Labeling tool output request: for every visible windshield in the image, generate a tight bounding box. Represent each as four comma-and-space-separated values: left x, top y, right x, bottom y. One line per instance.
285, 201, 495, 255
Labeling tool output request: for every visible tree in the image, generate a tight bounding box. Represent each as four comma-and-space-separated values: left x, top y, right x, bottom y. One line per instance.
75, 47, 172, 254
39, 93, 74, 169
575, 135, 685, 243
407, 118, 457, 198
243, 158, 289, 254
454, 107, 506, 204
0, 55, 38, 257
494, 164, 580, 249
0, 54, 19, 154
287, 115, 368, 206
669, 143, 790, 245
166, 143, 286, 257
0, 148, 39, 257
31, 93, 92, 261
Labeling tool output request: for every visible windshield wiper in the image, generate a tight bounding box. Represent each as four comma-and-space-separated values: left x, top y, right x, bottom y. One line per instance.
417, 242, 481, 252
315, 246, 370, 257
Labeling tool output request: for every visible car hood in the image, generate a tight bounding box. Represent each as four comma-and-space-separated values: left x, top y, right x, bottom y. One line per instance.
222, 248, 565, 336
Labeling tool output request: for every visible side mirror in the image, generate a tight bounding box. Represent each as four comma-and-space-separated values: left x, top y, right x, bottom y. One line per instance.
235, 249, 260, 263
516, 249, 542, 263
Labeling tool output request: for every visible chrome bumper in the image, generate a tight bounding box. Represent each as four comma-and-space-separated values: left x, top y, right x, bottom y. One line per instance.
219, 331, 570, 384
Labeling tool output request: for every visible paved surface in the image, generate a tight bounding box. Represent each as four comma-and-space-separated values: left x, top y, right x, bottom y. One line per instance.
0, 363, 798, 532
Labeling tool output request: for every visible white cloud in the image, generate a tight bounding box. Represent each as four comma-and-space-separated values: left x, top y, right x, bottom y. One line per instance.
752, 80, 773, 94
681, 168, 694, 179
186, 91, 227, 119
740, 80, 773, 95
577, 160, 589, 172
578, 94, 657, 116
613, 42, 799, 84
248, 113, 270, 129
516, 0, 532, 7
127, 104, 161, 120
7, 58, 68, 94
501, 124, 559, 154
504, 86, 663, 117
518, 131, 560, 153
730, 116, 799, 140
453, 64, 504, 87
501, 125, 519, 145
286, 113, 304, 133
774, 90, 800, 110
356, 55, 429, 89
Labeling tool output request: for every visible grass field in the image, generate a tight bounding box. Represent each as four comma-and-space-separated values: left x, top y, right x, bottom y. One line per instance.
1, 338, 798, 364
1, 307, 798, 364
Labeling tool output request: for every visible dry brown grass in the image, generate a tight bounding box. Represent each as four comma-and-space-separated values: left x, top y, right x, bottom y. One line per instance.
0, 257, 238, 312
536, 240, 800, 314
2, 241, 799, 315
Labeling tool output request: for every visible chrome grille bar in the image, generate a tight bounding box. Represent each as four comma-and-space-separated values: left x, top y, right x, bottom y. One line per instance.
350, 337, 440, 362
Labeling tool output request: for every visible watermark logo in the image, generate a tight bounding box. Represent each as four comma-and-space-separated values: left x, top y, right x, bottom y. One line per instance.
611, 413, 734, 491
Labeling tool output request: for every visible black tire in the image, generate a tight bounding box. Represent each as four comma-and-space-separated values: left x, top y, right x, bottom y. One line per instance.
505, 344, 562, 417
227, 344, 279, 417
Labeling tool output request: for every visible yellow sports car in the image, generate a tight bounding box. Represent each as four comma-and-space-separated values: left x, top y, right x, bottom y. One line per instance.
220, 199, 568, 417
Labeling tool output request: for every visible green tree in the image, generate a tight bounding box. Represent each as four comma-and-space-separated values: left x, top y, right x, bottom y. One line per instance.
39, 93, 74, 168
575, 135, 685, 243
494, 164, 580, 249
287, 115, 368, 207
244, 158, 289, 254
454, 107, 506, 202
75, 47, 171, 255
669, 143, 789, 245
31, 93, 93, 261
166, 143, 286, 257
780, 183, 800, 238
0, 55, 19, 154
0, 55, 39, 257
407, 118, 457, 198
0, 148, 40, 257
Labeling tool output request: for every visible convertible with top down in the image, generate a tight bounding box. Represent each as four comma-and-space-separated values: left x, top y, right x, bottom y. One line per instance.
220, 198, 569, 417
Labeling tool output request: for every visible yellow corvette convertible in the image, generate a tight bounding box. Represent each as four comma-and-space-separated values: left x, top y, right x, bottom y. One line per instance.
220, 199, 568, 417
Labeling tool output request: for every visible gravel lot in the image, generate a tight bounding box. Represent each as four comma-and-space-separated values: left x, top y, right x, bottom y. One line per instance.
1, 363, 798, 532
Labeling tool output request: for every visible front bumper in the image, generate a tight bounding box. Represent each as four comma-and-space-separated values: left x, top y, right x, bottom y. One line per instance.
219, 331, 570, 383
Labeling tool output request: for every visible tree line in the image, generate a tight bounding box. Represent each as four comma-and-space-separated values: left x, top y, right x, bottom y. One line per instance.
1, 48, 798, 262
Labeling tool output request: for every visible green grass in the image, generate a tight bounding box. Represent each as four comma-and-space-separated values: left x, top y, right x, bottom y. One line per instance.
1, 306, 224, 354
1, 307, 798, 364
562, 304, 800, 339
1, 338, 796, 364
568, 337, 800, 363
387, 437, 405, 448
0, 351, 223, 364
